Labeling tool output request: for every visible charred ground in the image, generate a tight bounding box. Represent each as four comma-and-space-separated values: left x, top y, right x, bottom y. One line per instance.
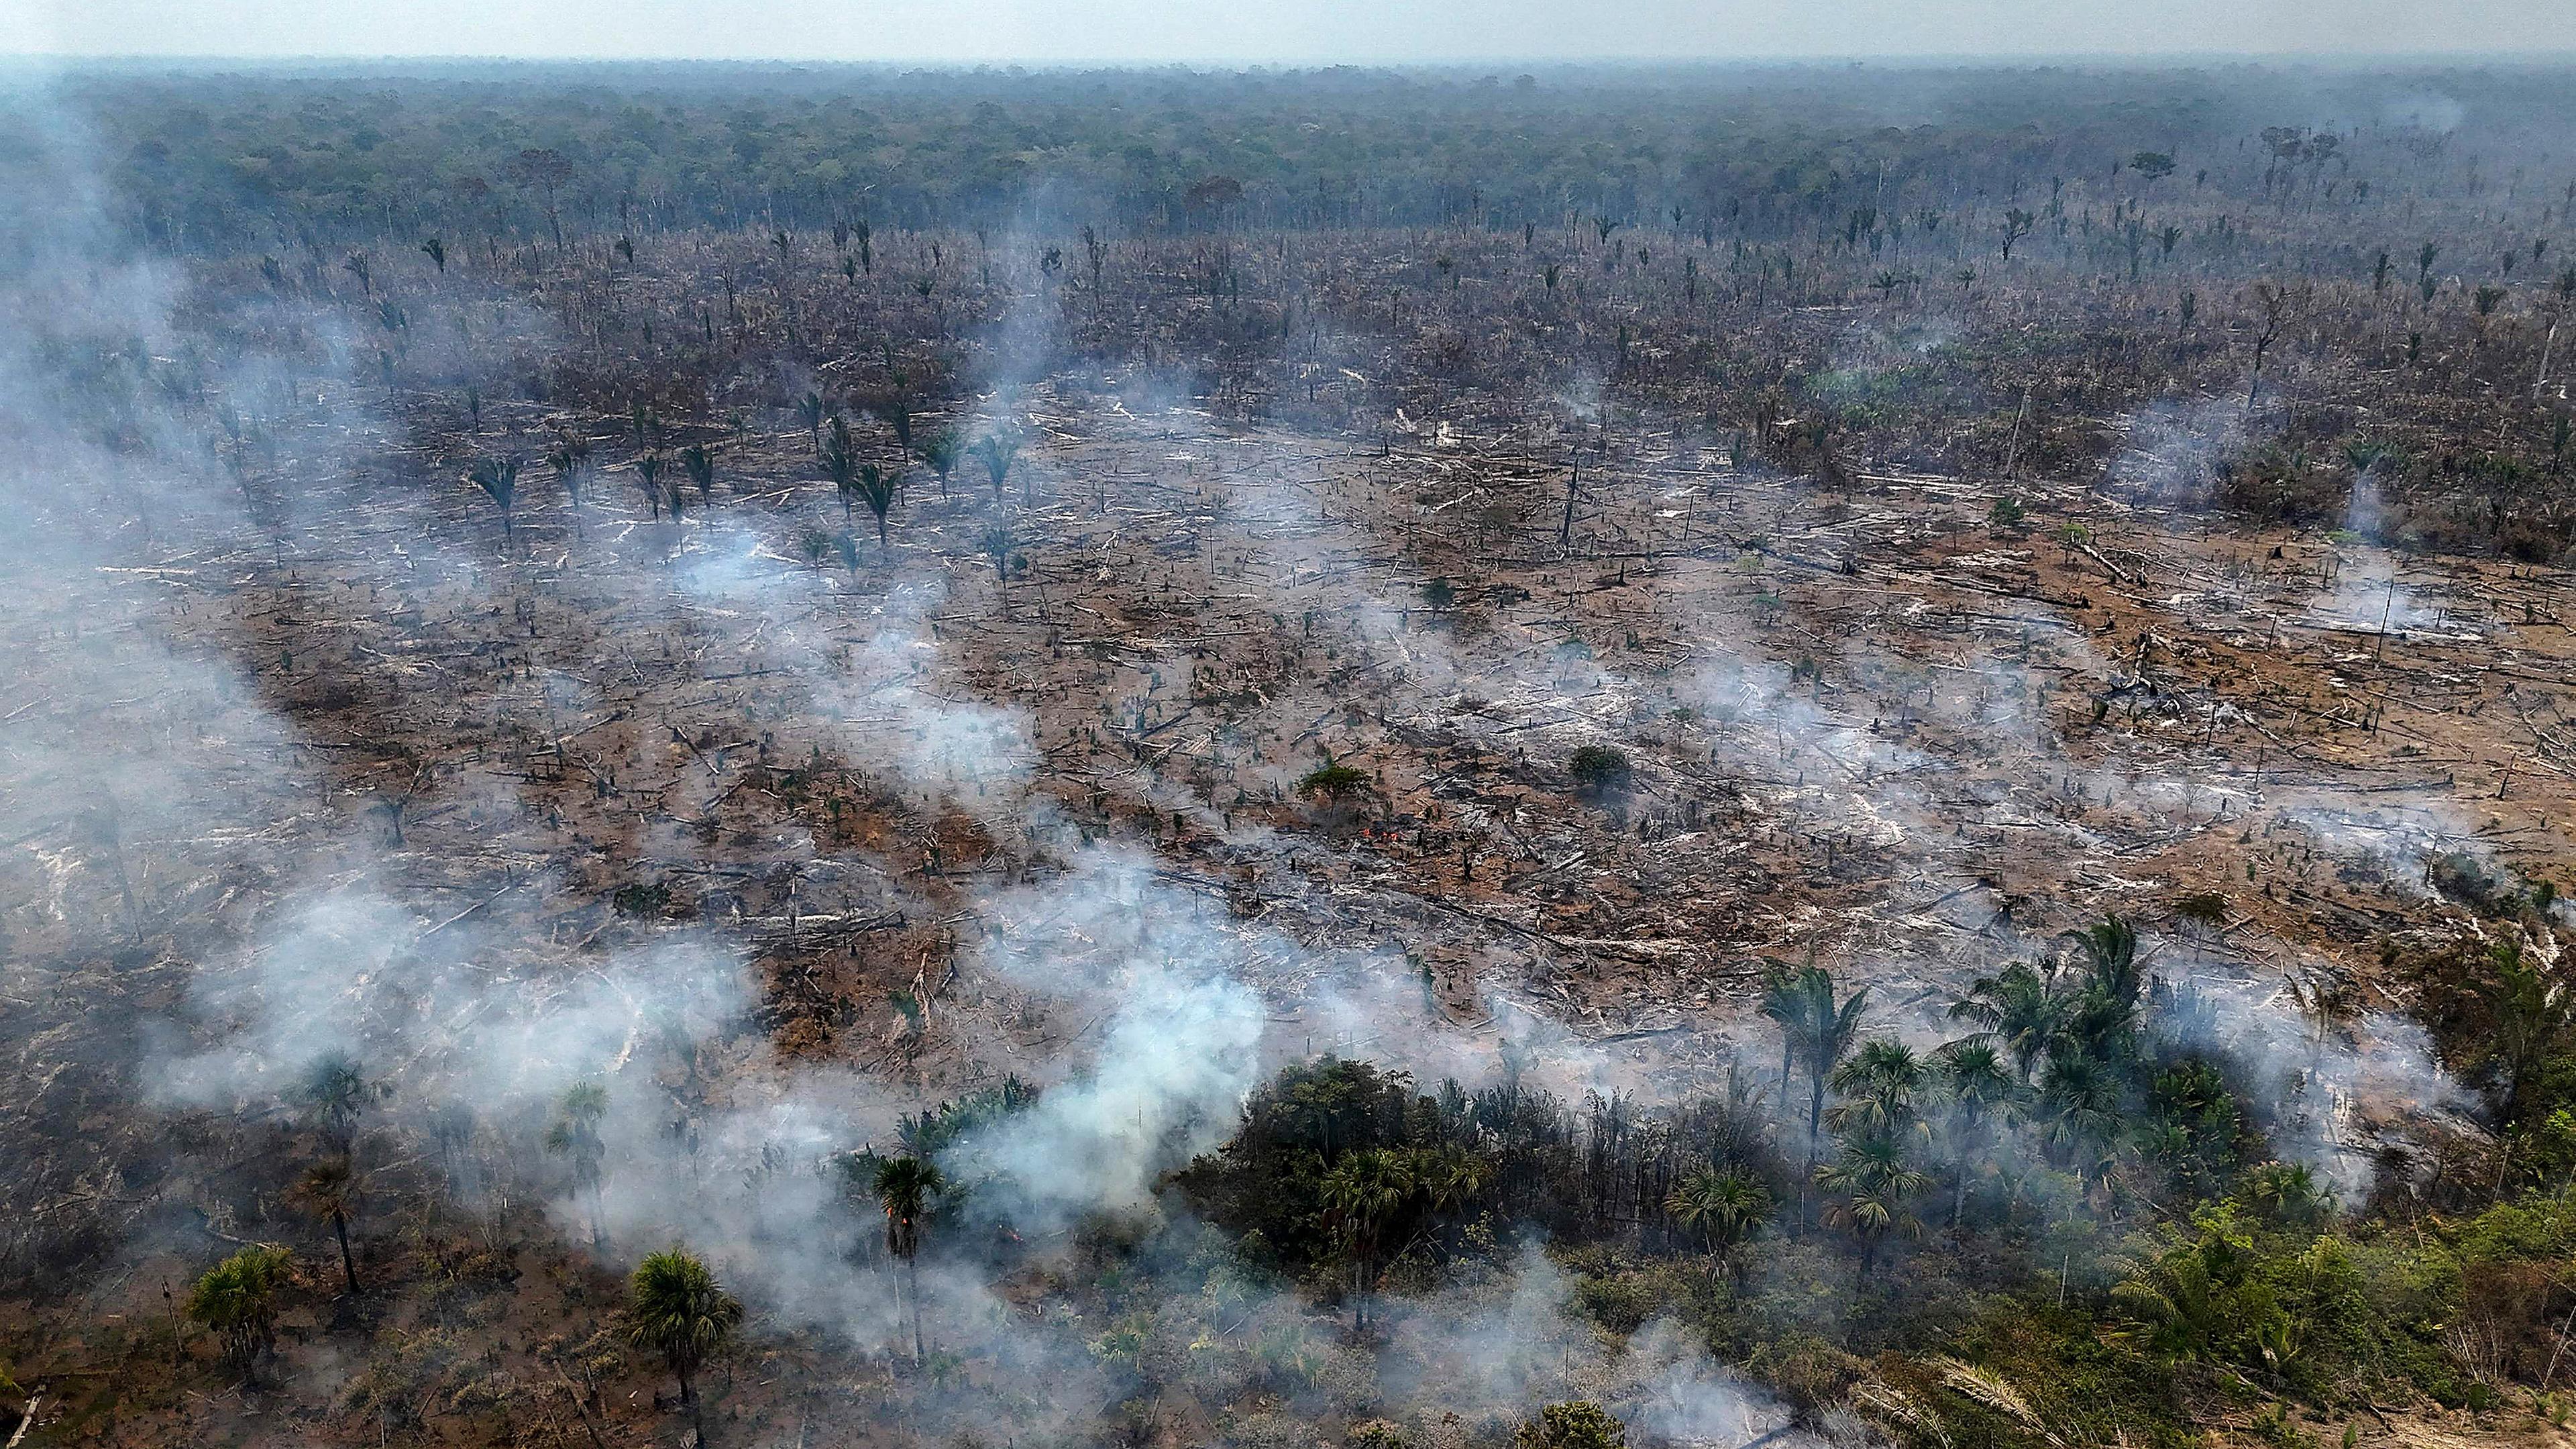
6, 57, 2576, 1449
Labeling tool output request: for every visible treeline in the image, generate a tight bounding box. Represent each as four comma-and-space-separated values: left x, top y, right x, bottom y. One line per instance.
1165, 913, 2576, 1441
147, 901, 2576, 1443
28, 61, 2576, 254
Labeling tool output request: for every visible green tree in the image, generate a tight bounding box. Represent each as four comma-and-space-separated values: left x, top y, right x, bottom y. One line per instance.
979, 519, 1016, 590
2035, 1049, 2125, 1183
1413, 1142, 1488, 1222
2239, 1162, 2332, 1230
2144, 1058, 2242, 1197
186, 1245, 294, 1382
971, 432, 1021, 502
297, 1051, 382, 1156
1826, 1038, 1926, 1139
822, 416, 863, 525
1320, 1147, 1413, 1330
626, 1248, 742, 1448
916, 432, 960, 498
503, 146, 575, 252
2482, 938, 2571, 1120
853, 462, 897, 548
871, 1156, 945, 1368
1817, 1134, 1930, 1271
1780, 965, 1870, 1176
429, 1099, 479, 1199
1757, 958, 1809, 1097
1935, 1040, 2016, 1228
546, 1081, 610, 1250
1565, 745, 1631, 797
2057, 916, 2146, 1061
289, 1157, 362, 1295
2109, 1201, 2356, 1383
1663, 1167, 1771, 1284
2064, 915, 2140, 985
1948, 960, 2063, 1081
680, 443, 717, 500
2113, 1214, 2241, 1365
874, 388, 913, 451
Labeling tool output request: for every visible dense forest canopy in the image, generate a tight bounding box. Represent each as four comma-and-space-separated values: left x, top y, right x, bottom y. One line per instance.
25, 60, 2572, 248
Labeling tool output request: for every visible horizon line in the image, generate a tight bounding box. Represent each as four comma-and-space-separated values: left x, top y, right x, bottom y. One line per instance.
8, 49, 2576, 69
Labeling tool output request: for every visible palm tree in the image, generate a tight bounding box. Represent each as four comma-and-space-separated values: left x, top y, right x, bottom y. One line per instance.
546, 1081, 609, 1250
1411, 1142, 1489, 1226
2241, 1161, 2331, 1229
916, 433, 959, 498
797, 390, 828, 447
1786, 966, 1870, 1174
429, 1099, 478, 1199
875, 389, 914, 451
186, 1245, 294, 1383
1827, 1178, 1928, 1273
636, 451, 667, 520
2035, 1049, 2125, 1171
545, 433, 594, 531
1935, 1040, 2016, 1228
1663, 1167, 1772, 1284
2058, 917, 2147, 1061
854, 462, 897, 548
871, 1156, 945, 1368
468, 453, 521, 547
2063, 916, 2141, 990
1757, 959, 1808, 1097
680, 443, 717, 501
822, 417, 861, 525
1826, 1038, 1925, 1139
290, 1157, 362, 1295
1947, 961, 2063, 1081
971, 433, 1020, 502
627, 1248, 742, 1448
979, 519, 1016, 589
1320, 1148, 1413, 1331
297, 1051, 380, 1156
1817, 1135, 1930, 1271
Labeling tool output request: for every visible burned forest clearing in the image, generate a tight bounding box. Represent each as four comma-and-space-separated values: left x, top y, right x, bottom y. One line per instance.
9, 58, 2576, 1449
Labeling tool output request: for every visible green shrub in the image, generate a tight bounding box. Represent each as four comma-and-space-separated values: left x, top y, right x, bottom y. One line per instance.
1743, 1334, 1867, 1413
186, 1244, 294, 1378
1570, 1265, 1669, 1334
1514, 1401, 1625, 1449
1297, 763, 1373, 802
1566, 745, 1631, 796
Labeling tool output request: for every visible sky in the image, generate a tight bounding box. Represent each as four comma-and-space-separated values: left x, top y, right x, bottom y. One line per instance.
2, 0, 2569, 64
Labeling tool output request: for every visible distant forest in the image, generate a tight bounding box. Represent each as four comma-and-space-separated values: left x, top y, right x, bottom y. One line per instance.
30, 61, 2576, 255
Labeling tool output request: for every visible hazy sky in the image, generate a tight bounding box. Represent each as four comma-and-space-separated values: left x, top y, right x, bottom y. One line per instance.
3, 0, 2568, 63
